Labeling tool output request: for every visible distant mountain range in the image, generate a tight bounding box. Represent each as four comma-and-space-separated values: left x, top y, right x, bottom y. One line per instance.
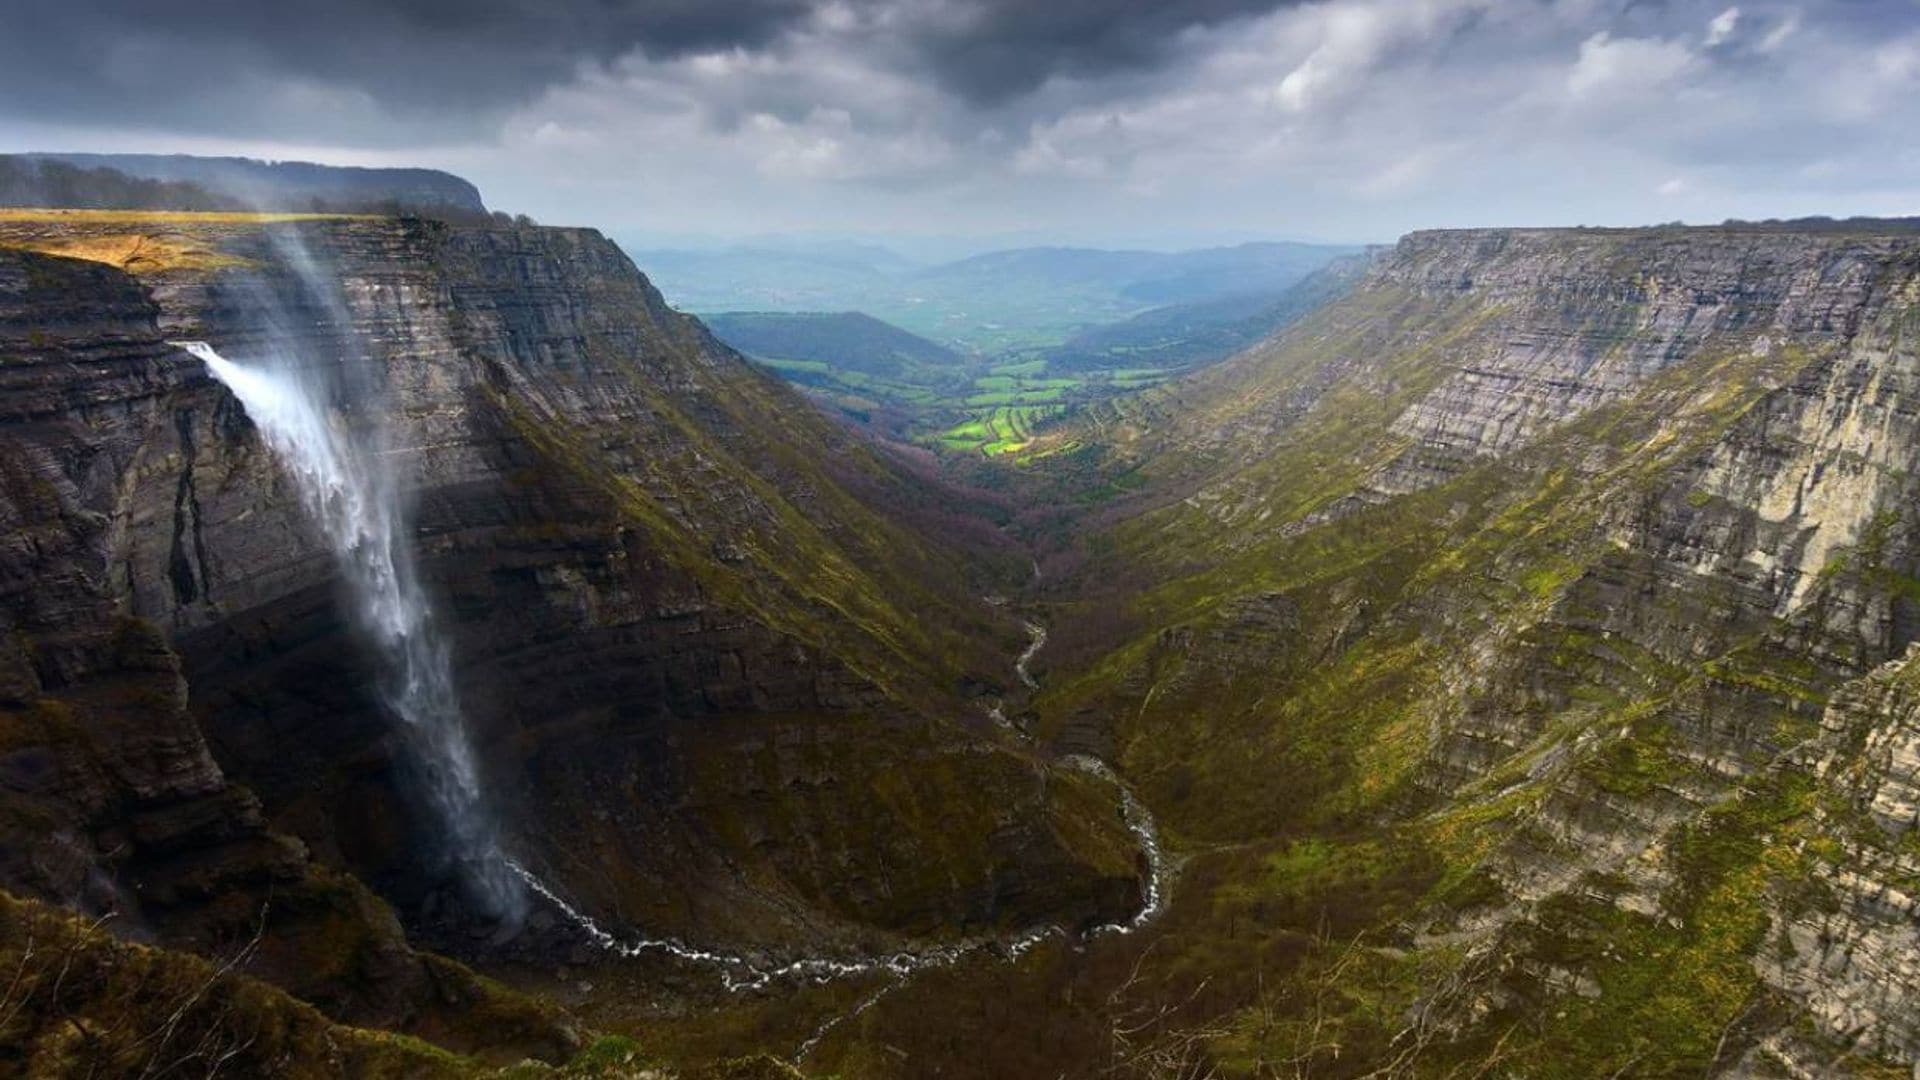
634, 245, 908, 317
702, 253, 1376, 454
703, 311, 963, 379
703, 310, 976, 441
628, 239, 1360, 352
1038, 251, 1378, 374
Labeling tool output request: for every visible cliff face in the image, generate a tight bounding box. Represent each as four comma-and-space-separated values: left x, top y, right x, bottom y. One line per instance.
164, 219, 1131, 944
1009, 224, 1920, 1075
0, 214, 1138, 1062
1371, 229, 1913, 498
0, 246, 573, 1061
0, 249, 238, 918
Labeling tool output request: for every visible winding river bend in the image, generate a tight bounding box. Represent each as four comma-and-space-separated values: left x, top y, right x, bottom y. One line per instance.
1016, 620, 1047, 689
516, 619, 1169, 1057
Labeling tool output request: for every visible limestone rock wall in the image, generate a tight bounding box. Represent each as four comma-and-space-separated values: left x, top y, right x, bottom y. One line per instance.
0, 248, 574, 1061
0, 216, 1137, 970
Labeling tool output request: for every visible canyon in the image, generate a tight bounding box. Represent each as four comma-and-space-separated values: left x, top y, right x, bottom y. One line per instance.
6, 209, 1920, 1078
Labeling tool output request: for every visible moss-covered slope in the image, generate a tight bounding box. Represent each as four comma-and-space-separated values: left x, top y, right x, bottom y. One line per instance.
935, 224, 1920, 1076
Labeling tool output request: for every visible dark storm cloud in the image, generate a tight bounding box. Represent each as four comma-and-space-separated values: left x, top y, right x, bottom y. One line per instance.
0, 0, 1303, 141
904, 0, 1305, 104
6, 0, 1920, 240
0, 0, 816, 139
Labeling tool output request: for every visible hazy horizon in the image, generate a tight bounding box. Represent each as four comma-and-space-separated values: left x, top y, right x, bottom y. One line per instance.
6, 1, 1918, 248
614, 228, 1369, 262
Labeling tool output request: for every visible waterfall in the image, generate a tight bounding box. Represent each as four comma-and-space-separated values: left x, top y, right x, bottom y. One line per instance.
176, 339, 525, 924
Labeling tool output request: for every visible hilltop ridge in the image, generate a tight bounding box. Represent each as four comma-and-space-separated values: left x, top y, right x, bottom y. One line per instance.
4, 152, 487, 214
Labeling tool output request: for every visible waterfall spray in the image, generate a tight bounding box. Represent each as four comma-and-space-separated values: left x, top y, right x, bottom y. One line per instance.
177, 338, 524, 923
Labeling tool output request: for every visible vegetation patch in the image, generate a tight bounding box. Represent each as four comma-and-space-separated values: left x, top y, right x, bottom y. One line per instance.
0, 231, 253, 275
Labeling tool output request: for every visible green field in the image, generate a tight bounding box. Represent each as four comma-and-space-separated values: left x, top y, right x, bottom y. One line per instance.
754, 346, 1188, 457
936, 404, 1067, 455
988, 357, 1048, 376
963, 386, 1068, 406
739, 333, 1099, 454
1108, 369, 1171, 389
713, 309, 1231, 459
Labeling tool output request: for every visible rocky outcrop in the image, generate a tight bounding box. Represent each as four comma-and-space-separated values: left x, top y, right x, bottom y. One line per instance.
0, 249, 235, 917
1753, 647, 1920, 1066
1374, 230, 1912, 493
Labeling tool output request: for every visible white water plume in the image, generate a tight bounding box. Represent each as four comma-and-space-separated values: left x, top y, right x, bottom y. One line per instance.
1061, 755, 1167, 933
177, 339, 524, 923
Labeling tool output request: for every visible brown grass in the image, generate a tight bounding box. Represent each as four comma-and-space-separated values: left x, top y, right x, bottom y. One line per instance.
0, 208, 383, 275
0, 232, 251, 274
0, 890, 474, 1078
0, 208, 365, 224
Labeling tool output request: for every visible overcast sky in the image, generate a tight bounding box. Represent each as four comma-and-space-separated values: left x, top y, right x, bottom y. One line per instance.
4, 0, 1918, 247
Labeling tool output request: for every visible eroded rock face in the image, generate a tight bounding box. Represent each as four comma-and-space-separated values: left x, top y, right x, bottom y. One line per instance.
0, 250, 243, 916
1373, 229, 1916, 496
1755, 648, 1920, 1065
1, 216, 1137, 982
1025, 223, 1920, 1073
1385, 230, 1920, 1070
0, 248, 573, 1061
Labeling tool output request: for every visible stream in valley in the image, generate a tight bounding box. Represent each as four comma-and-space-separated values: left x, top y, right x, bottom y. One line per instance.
514, 618, 1169, 1060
